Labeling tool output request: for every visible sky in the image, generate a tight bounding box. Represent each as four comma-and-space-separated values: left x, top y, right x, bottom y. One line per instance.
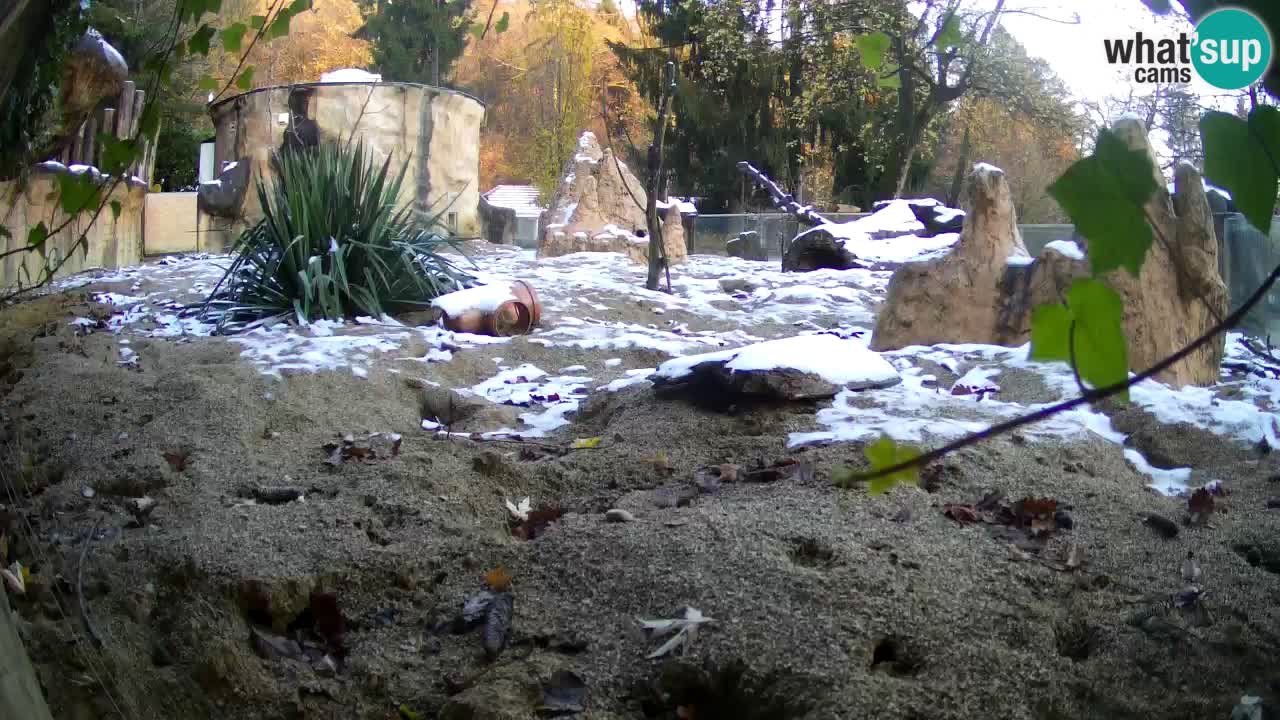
994, 0, 1230, 104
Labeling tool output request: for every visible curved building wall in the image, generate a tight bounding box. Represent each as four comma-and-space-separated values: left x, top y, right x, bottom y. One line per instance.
204, 82, 485, 249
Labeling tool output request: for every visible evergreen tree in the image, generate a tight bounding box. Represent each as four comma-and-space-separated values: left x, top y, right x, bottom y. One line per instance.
360, 0, 473, 85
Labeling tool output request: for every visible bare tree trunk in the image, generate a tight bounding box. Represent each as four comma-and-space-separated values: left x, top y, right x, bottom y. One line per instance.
645, 61, 677, 292
735, 161, 828, 227
946, 123, 972, 208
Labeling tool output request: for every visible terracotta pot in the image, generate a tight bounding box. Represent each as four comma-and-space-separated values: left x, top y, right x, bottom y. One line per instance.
485, 301, 534, 337
441, 308, 487, 334
508, 280, 542, 328
439, 280, 540, 337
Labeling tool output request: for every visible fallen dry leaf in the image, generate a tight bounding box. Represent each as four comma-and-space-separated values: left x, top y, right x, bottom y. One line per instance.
485, 567, 513, 592
510, 505, 565, 540
162, 449, 191, 472
943, 503, 980, 525
1188, 487, 1214, 523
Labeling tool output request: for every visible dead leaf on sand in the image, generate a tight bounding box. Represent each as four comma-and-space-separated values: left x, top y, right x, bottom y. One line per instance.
161, 449, 191, 472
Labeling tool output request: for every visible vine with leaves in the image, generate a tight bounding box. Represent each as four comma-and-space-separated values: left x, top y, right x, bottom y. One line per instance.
851, 102, 1280, 492
0, 0, 312, 303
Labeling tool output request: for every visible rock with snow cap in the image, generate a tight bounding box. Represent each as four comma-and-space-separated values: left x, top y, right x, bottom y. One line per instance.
652, 334, 901, 401
537, 131, 688, 265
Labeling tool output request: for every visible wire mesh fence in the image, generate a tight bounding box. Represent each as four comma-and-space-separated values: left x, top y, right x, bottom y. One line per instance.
1221, 214, 1280, 339
688, 213, 867, 259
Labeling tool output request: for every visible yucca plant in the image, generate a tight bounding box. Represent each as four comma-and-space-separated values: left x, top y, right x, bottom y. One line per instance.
195, 141, 474, 334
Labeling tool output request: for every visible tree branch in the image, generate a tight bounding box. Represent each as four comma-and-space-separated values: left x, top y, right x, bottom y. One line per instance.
855, 257, 1280, 483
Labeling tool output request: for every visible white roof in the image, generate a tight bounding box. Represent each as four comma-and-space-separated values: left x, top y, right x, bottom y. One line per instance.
485, 185, 544, 218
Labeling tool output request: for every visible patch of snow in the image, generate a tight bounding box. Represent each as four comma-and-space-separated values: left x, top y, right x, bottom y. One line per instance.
1123, 448, 1192, 496
561, 201, 578, 225
1006, 255, 1035, 267
850, 200, 925, 235
1044, 240, 1085, 260
604, 358, 622, 367
655, 334, 900, 388
973, 162, 1004, 175
200, 179, 222, 187
431, 283, 517, 317
934, 207, 965, 224
36, 161, 68, 173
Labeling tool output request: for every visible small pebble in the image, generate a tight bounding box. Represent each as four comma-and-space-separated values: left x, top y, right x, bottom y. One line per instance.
605, 508, 636, 523
81, 486, 95, 499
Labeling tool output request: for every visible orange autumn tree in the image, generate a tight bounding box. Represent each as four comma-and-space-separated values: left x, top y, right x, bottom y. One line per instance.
211, 0, 373, 89
924, 96, 1082, 223
454, 0, 651, 195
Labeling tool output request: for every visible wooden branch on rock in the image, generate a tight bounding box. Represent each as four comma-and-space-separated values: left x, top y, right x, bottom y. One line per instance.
735, 161, 829, 228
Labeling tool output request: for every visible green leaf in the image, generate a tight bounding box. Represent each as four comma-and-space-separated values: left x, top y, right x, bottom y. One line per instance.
198, 75, 219, 91
1201, 108, 1279, 234
856, 32, 890, 70
27, 222, 48, 249
1066, 279, 1129, 398
98, 135, 140, 176
1048, 128, 1157, 277
288, 0, 311, 13
495, 11, 510, 33
0, 226, 10, 240
1028, 279, 1130, 401
250, 14, 267, 29
221, 23, 248, 53
237, 66, 255, 91
1028, 303, 1073, 362
863, 436, 921, 495
268, 9, 294, 39
110, 200, 122, 222
877, 70, 901, 89
188, 24, 217, 56
57, 173, 101, 216
138, 104, 161, 139
935, 12, 963, 49
469, 23, 484, 39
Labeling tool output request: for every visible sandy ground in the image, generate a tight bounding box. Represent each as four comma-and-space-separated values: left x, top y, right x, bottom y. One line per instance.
2, 243, 1279, 720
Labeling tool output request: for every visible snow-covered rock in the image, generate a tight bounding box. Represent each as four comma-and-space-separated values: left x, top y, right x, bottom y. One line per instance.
538, 131, 688, 265
653, 334, 901, 400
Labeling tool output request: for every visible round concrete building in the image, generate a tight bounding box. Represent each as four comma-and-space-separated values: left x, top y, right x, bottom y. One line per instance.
199, 76, 485, 250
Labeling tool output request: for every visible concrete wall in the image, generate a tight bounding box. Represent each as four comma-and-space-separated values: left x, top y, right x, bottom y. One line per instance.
206, 82, 485, 249
143, 192, 199, 255
1, 168, 145, 293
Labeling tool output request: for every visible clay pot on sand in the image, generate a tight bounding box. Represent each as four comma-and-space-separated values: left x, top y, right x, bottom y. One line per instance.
438, 281, 542, 337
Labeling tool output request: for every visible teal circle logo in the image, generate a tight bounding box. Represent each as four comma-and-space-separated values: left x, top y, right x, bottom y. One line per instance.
1192, 8, 1273, 90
